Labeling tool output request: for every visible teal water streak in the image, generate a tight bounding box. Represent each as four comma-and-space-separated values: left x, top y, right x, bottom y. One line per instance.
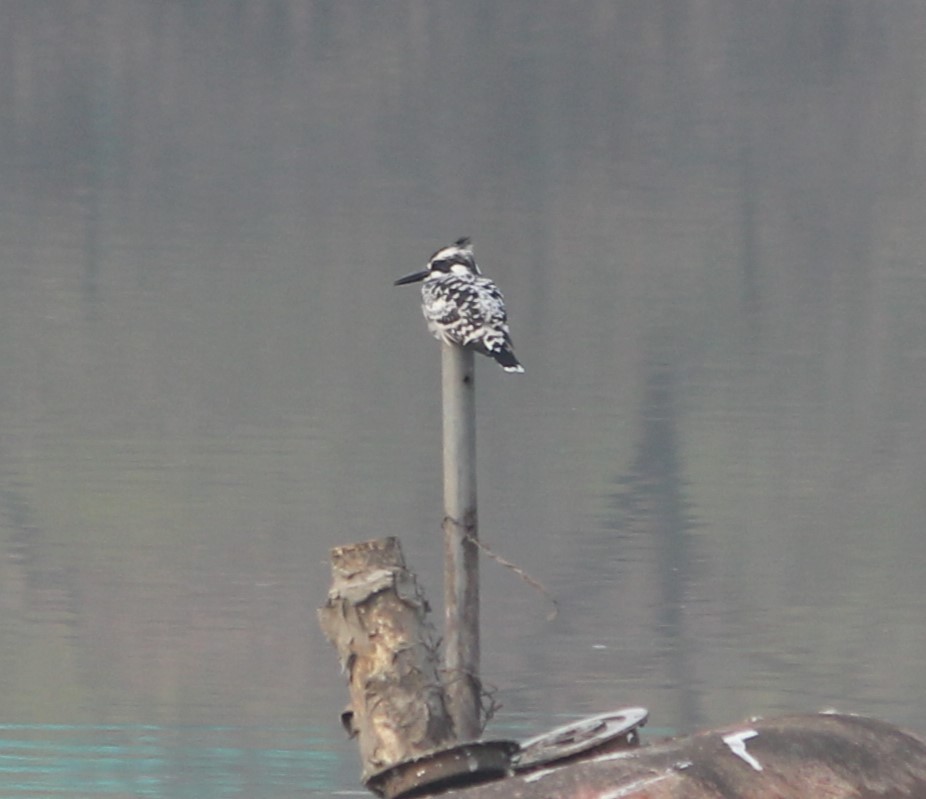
0, 725, 349, 798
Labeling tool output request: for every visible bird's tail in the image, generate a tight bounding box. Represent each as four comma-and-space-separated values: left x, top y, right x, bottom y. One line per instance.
492, 347, 524, 373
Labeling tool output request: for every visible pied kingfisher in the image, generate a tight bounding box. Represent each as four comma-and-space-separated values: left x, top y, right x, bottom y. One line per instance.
394, 237, 524, 373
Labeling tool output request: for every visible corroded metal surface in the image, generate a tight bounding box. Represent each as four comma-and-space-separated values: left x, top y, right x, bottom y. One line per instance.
514, 707, 648, 772
437, 713, 926, 799
368, 740, 519, 799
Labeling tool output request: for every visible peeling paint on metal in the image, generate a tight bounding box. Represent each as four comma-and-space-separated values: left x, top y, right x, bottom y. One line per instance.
722, 729, 763, 772
590, 748, 639, 764
522, 766, 559, 783
596, 773, 671, 798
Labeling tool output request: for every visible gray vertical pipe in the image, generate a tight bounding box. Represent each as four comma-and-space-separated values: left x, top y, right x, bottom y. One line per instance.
441, 341, 480, 740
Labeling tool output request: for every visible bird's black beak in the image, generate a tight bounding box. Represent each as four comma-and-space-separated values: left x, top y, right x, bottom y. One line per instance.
393, 269, 430, 286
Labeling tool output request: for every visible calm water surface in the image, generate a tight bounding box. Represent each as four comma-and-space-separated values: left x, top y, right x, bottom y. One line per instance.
3, 2, 926, 796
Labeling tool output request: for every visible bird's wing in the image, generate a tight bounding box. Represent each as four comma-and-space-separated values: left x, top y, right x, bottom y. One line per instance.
423, 292, 462, 327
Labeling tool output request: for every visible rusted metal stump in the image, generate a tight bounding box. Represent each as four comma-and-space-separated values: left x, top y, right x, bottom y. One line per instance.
318, 538, 454, 783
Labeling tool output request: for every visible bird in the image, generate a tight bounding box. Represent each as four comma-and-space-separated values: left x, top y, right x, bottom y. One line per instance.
394, 237, 524, 373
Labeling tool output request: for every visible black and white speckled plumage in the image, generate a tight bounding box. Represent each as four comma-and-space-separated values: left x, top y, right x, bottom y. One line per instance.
394, 238, 523, 373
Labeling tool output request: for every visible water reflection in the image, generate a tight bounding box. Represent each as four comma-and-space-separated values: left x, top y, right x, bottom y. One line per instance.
608, 362, 699, 727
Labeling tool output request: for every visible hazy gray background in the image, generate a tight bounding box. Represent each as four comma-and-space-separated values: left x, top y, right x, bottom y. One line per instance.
2, 2, 926, 796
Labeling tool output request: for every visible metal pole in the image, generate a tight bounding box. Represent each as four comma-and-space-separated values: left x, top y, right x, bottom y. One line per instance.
441, 341, 480, 740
